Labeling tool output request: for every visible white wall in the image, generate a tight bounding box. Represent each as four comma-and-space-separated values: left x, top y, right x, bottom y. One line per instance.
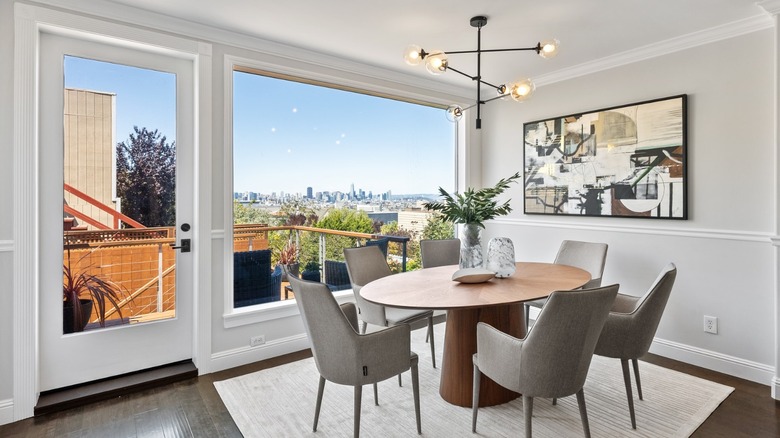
0, 0, 16, 412
479, 29, 776, 383
1, 0, 777, 425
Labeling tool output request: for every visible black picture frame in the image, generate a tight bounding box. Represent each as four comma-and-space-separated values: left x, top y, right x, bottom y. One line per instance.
523, 94, 687, 219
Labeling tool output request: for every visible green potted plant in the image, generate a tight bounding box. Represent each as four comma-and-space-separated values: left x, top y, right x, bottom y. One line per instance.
300, 260, 321, 283
423, 172, 521, 268
277, 239, 300, 281
63, 261, 128, 333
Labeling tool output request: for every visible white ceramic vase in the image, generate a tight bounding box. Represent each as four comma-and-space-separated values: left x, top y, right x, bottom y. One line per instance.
459, 223, 484, 268
486, 237, 516, 278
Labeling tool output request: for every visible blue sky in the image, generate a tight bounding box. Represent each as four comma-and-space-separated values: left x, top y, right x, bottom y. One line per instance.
64, 56, 177, 145
233, 72, 455, 195
63, 56, 455, 196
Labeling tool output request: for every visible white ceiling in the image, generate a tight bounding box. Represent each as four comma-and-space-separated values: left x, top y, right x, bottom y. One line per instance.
103, 0, 769, 89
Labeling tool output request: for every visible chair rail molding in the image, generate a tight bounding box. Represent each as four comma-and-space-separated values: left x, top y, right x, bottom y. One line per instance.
490, 217, 772, 243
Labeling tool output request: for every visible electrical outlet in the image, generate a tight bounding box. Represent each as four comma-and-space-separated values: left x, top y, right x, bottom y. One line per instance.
250, 335, 266, 346
704, 316, 718, 334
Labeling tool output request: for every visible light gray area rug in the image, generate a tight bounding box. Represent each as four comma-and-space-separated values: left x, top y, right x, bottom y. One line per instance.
215, 326, 733, 437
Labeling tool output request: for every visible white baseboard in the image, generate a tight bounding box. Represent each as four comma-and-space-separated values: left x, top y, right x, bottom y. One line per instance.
209, 333, 310, 373
772, 377, 780, 399
649, 337, 775, 388
0, 399, 14, 426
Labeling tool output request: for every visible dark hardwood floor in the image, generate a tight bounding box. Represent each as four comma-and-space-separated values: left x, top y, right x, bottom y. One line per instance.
0, 350, 777, 437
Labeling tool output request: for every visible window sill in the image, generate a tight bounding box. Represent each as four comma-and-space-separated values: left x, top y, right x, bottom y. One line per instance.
223, 289, 354, 328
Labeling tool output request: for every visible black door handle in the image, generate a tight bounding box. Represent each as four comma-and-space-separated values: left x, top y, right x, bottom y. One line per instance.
171, 239, 191, 253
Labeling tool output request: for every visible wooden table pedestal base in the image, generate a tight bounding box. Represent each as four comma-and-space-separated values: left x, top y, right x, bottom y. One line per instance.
439, 304, 526, 407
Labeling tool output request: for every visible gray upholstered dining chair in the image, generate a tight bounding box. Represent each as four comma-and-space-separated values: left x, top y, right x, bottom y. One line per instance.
594, 263, 677, 430
525, 240, 608, 329
344, 246, 437, 369
472, 284, 619, 438
420, 238, 461, 268
287, 273, 421, 438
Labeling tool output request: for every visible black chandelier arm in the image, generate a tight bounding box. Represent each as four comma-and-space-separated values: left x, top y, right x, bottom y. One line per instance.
480, 94, 509, 105
441, 44, 542, 55
445, 65, 474, 81
446, 65, 504, 91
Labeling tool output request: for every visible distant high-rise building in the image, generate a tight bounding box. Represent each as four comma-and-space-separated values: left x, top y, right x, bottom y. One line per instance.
350, 183, 355, 199
306, 186, 313, 198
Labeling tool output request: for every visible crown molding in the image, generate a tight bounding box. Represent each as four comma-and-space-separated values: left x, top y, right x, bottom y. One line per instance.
535, 14, 772, 86
758, 0, 780, 16
28, 0, 472, 101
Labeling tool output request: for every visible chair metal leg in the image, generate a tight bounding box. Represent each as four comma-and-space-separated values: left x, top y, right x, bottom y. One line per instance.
621, 358, 637, 429
313, 376, 325, 432
523, 395, 534, 438
360, 320, 367, 334
373, 382, 378, 406
632, 358, 643, 400
471, 363, 481, 433
354, 385, 362, 438
411, 361, 421, 434
428, 315, 436, 368
576, 388, 591, 438
552, 398, 557, 405
398, 373, 402, 387
524, 303, 531, 331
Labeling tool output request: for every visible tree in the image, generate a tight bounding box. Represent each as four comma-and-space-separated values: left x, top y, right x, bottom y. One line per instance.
233, 200, 277, 225
422, 214, 455, 240
115, 127, 176, 227
380, 221, 421, 272
315, 208, 374, 261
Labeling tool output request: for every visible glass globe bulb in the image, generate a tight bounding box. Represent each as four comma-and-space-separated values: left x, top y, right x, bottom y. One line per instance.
510, 79, 536, 102
538, 39, 560, 59
425, 51, 448, 75
403, 44, 424, 66
446, 105, 463, 122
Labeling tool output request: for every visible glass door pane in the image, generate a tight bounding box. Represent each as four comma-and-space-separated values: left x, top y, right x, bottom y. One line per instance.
62, 56, 178, 333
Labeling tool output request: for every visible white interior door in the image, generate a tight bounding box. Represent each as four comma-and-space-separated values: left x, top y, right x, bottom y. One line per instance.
39, 31, 195, 391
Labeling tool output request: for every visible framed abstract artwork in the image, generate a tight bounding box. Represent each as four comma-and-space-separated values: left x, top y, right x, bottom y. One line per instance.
523, 94, 687, 219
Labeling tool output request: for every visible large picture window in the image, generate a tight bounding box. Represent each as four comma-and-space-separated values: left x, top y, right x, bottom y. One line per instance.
231, 67, 456, 309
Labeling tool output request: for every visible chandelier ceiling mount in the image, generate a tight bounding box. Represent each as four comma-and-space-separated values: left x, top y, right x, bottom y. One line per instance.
404, 15, 559, 129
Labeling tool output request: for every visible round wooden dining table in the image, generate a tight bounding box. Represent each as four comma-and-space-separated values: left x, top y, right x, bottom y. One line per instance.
360, 262, 591, 407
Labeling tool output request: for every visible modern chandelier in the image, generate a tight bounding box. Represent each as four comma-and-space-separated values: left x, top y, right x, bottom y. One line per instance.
403, 15, 559, 129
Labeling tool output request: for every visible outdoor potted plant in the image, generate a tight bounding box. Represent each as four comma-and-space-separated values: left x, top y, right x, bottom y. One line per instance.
63, 261, 128, 334
300, 260, 321, 283
423, 172, 521, 268
277, 239, 300, 282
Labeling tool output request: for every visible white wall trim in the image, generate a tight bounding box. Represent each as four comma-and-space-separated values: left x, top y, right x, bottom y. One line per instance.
491, 217, 772, 243
649, 338, 775, 386
32, 0, 470, 100
773, 377, 780, 398
209, 334, 310, 374
13, 3, 40, 422
0, 241, 13, 252
536, 15, 772, 86
759, 0, 780, 16
13, 2, 207, 420
223, 290, 354, 328
0, 399, 14, 426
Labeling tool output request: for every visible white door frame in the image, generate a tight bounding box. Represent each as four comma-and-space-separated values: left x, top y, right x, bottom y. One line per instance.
13, 3, 212, 420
